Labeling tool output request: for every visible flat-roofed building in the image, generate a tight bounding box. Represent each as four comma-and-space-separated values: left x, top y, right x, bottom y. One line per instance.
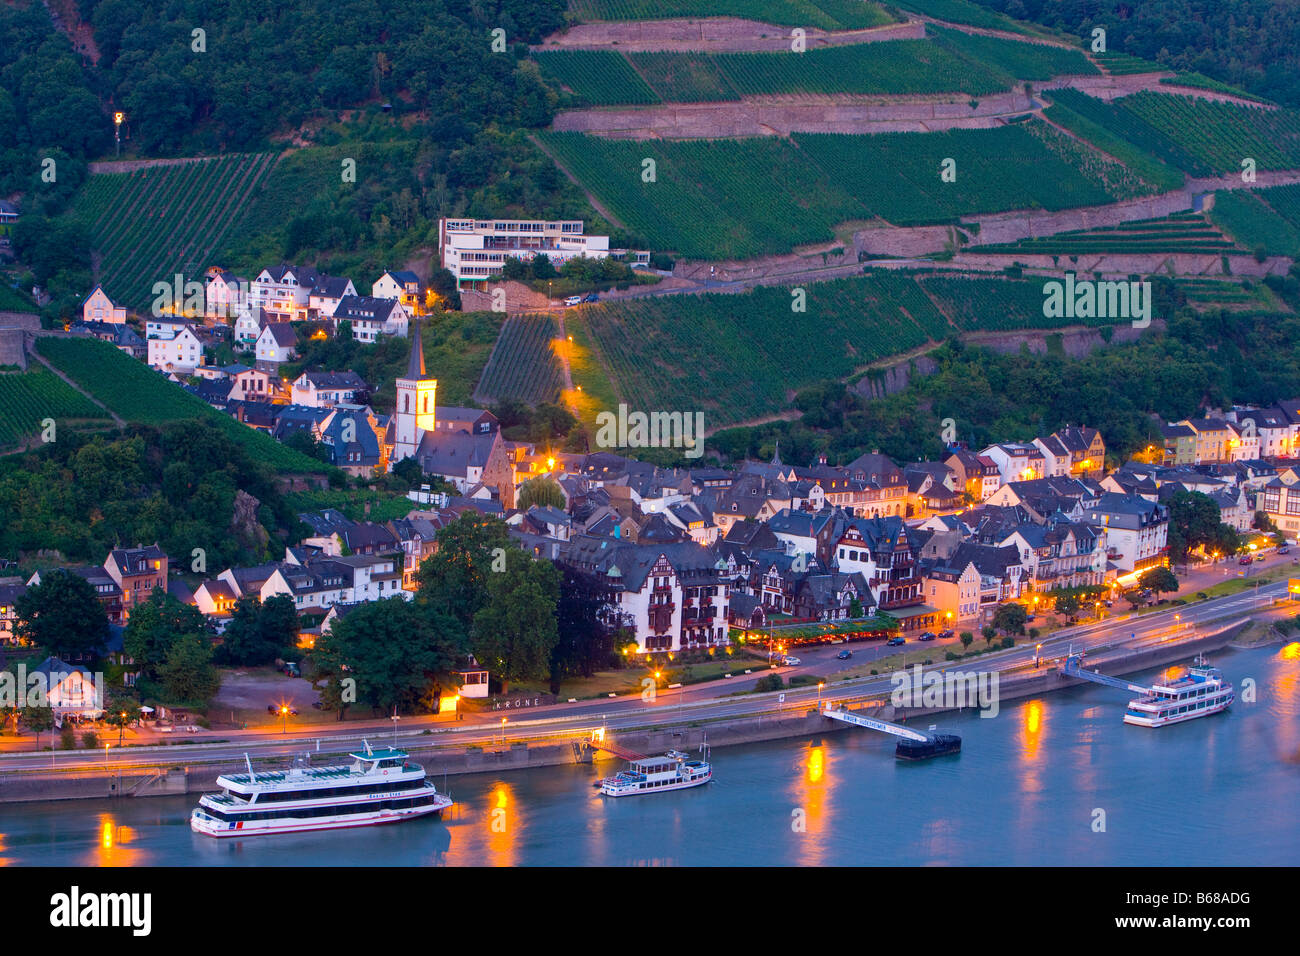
439, 218, 610, 288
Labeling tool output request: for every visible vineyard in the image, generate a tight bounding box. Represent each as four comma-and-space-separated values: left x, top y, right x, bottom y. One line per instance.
0, 367, 109, 449
72, 153, 277, 311
544, 122, 1144, 258
887, 0, 1038, 35
1208, 189, 1300, 258
474, 313, 567, 406
0, 283, 36, 313
1042, 89, 1212, 176
929, 26, 1097, 82
917, 274, 1124, 330
35, 337, 329, 473
794, 123, 1141, 223
1161, 72, 1264, 102
539, 132, 865, 259
1093, 51, 1164, 75
566, 0, 898, 30
1173, 277, 1275, 309
1042, 93, 1185, 193
574, 273, 953, 425
972, 213, 1240, 255
1118, 93, 1300, 174
538, 33, 1097, 105
535, 50, 661, 105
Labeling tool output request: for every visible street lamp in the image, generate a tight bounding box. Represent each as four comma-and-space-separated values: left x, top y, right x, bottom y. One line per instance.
500, 717, 507, 747
817, 680, 825, 706
1035, 643, 1042, 668
118, 711, 125, 748
280, 705, 289, 734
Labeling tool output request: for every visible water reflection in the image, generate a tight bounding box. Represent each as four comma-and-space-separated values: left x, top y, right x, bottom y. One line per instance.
788, 741, 829, 866
88, 813, 145, 867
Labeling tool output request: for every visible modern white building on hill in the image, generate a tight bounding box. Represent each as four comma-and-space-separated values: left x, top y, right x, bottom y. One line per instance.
439, 218, 609, 287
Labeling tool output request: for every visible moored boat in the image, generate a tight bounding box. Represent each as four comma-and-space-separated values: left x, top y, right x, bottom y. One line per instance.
190, 743, 452, 837
1123, 657, 1234, 728
598, 748, 712, 797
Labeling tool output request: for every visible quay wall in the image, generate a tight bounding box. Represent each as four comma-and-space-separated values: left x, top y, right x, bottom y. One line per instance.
0, 624, 1246, 804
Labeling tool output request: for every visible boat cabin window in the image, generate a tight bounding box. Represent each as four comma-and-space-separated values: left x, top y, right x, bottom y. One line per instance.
377, 758, 403, 769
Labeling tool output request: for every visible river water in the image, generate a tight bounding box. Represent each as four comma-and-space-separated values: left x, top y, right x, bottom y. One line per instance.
2, 644, 1297, 866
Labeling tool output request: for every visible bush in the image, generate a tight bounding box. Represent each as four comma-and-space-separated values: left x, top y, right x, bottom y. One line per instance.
1000, 637, 1015, 649
945, 650, 961, 661
82, 731, 99, 749
754, 673, 784, 693
59, 725, 76, 750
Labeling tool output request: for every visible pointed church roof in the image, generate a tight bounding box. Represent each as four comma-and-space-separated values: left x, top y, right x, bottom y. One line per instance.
405, 320, 426, 379
772, 440, 782, 466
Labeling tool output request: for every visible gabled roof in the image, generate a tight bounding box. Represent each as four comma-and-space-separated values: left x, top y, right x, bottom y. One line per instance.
335, 295, 401, 324
261, 323, 297, 347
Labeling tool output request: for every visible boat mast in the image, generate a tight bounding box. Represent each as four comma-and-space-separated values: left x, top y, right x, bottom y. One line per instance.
244, 753, 255, 783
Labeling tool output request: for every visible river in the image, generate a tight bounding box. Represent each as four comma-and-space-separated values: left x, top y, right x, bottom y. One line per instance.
2, 644, 1297, 866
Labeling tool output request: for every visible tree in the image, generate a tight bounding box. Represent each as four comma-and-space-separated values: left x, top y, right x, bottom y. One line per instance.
1165, 490, 1223, 562
415, 513, 513, 629
216, 595, 299, 666
315, 598, 464, 714
992, 603, 1028, 635
15, 569, 109, 657
471, 550, 561, 693
124, 591, 212, 682
960, 631, 974, 650
158, 634, 221, 706
1138, 566, 1180, 595
517, 476, 565, 511
551, 568, 616, 689
981, 626, 997, 646
19, 706, 54, 751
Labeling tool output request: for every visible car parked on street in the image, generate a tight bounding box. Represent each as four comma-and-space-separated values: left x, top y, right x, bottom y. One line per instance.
564, 295, 582, 306
887, 636, 905, 646
837, 649, 853, 660
919, 631, 936, 641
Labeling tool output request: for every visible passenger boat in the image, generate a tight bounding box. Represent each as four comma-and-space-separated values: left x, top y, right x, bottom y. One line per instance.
1123, 657, 1234, 728
598, 748, 712, 797
190, 743, 452, 837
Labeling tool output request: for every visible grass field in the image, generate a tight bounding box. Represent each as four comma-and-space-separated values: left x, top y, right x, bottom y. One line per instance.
0, 367, 110, 448
474, 313, 567, 405
72, 154, 277, 311
35, 337, 330, 473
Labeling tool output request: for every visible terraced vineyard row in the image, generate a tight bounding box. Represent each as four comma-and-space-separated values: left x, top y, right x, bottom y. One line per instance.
71, 153, 277, 311
474, 313, 567, 405
973, 213, 1239, 254
929, 26, 1097, 81
888, 0, 1037, 34
566, 0, 898, 30
36, 337, 328, 473
1094, 51, 1164, 75
0, 367, 110, 448
575, 273, 950, 425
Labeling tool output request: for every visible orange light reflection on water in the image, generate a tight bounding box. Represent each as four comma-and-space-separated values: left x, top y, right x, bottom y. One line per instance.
486, 782, 516, 869
790, 742, 829, 866
88, 814, 143, 867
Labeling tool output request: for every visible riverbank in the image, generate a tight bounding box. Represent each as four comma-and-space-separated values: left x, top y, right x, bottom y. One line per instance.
0, 621, 1251, 804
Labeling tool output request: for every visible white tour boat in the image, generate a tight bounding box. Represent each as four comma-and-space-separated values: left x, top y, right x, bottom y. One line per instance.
190, 743, 452, 837
598, 749, 712, 797
1123, 658, 1235, 728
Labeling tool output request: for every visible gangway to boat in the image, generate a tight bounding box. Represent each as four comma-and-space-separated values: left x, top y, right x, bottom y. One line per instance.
821, 703, 960, 759
1060, 652, 1149, 695
585, 728, 645, 762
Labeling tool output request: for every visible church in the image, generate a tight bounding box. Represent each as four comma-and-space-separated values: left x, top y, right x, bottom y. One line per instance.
386, 322, 517, 504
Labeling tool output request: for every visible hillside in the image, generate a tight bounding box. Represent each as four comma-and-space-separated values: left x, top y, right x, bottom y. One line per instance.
35, 336, 331, 474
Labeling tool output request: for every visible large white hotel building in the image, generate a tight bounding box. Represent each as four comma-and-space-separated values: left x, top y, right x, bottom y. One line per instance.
438, 218, 610, 287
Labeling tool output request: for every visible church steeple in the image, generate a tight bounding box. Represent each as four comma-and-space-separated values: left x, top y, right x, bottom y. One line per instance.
406, 319, 427, 379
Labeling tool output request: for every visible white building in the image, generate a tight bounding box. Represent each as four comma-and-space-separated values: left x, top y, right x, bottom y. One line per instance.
981, 443, 1048, 484
333, 295, 409, 342
1080, 494, 1169, 575
373, 270, 421, 309
255, 323, 298, 364
147, 323, 204, 372
439, 218, 610, 287
291, 370, 368, 408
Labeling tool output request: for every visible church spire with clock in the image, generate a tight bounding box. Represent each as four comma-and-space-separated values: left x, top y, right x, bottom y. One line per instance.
392, 320, 436, 463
